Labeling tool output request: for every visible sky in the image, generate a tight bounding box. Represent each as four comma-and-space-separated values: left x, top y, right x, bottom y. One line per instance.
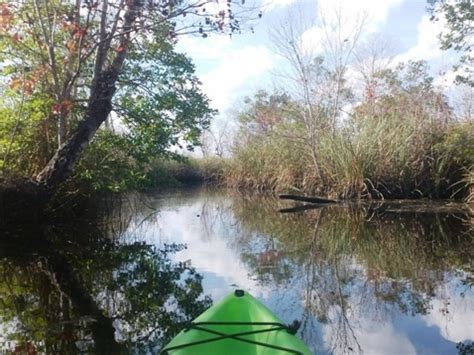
174, 0, 459, 138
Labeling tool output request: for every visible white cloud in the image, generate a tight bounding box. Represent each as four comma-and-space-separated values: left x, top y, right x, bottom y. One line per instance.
322, 306, 417, 355
300, 26, 325, 54
433, 69, 457, 89
261, 0, 297, 11
300, 0, 404, 54
139, 199, 268, 301
178, 35, 274, 112
317, 0, 404, 29
395, 15, 445, 64
355, 323, 417, 355
423, 283, 474, 343
177, 35, 232, 62
200, 45, 273, 112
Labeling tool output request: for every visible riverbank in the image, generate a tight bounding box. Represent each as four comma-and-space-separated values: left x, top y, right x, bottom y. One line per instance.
1, 152, 472, 225
1, 119, 473, 224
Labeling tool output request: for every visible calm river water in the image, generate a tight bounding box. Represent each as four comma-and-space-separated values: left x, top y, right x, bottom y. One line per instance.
1, 187, 473, 354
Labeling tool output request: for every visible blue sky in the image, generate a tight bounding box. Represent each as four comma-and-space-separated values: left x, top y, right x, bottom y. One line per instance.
175, 0, 458, 129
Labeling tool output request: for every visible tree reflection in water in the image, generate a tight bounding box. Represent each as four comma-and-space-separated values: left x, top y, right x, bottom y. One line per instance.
227, 195, 473, 354
0, 195, 210, 353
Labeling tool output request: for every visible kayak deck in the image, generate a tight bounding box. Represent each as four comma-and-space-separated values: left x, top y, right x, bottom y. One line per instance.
161, 290, 312, 355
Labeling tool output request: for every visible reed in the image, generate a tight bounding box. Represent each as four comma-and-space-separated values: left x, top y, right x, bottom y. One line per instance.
223, 109, 473, 200
461, 167, 474, 203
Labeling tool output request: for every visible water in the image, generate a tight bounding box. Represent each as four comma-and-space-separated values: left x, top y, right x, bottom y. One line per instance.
0, 187, 473, 354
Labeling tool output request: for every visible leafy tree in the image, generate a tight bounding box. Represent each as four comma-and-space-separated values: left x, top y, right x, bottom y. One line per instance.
357, 60, 452, 124
0, 0, 253, 190
67, 28, 216, 191
239, 90, 292, 136
116, 34, 215, 160
429, 0, 474, 86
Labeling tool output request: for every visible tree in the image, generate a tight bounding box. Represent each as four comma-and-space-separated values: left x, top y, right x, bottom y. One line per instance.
354, 34, 395, 106
369, 60, 451, 126
429, 0, 474, 86
0, 0, 253, 190
116, 34, 215, 160
238, 90, 291, 136
270, 12, 328, 185
269, 6, 364, 187
200, 119, 232, 158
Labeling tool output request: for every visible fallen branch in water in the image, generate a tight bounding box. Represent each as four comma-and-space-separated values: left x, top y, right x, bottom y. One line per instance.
279, 204, 327, 213
279, 194, 336, 204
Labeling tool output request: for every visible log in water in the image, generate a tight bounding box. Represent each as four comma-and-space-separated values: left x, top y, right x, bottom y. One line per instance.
279, 194, 336, 204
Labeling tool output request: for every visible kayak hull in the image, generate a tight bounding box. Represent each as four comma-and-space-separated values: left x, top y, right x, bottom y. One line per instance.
161, 290, 312, 355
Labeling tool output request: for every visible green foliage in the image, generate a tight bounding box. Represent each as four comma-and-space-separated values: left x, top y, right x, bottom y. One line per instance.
73, 130, 226, 192
117, 34, 215, 160
436, 121, 474, 167
73, 130, 148, 191
0, 92, 56, 177
429, 0, 474, 86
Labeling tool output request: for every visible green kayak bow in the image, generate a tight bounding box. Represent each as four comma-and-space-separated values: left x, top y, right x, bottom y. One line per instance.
161, 290, 312, 354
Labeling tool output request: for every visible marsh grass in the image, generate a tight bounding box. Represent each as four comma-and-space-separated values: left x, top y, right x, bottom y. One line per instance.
460, 167, 474, 203
223, 116, 473, 200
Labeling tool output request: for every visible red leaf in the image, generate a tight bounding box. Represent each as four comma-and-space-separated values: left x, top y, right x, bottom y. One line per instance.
12, 32, 21, 43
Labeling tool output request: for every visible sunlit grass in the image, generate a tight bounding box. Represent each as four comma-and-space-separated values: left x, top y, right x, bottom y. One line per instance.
222, 115, 473, 200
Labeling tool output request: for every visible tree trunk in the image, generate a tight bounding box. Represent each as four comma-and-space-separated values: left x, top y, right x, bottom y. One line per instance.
36, 70, 117, 188
57, 113, 67, 147
35, 1, 139, 189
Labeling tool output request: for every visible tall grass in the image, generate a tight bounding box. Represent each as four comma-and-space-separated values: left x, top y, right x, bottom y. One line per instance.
221, 60, 474, 200
224, 114, 473, 199
461, 167, 474, 203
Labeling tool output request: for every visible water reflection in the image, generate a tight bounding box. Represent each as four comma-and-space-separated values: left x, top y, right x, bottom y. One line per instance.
0, 189, 473, 354
0, 199, 211, 353
236, 196, 473, 354
134, 189, 473, 354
